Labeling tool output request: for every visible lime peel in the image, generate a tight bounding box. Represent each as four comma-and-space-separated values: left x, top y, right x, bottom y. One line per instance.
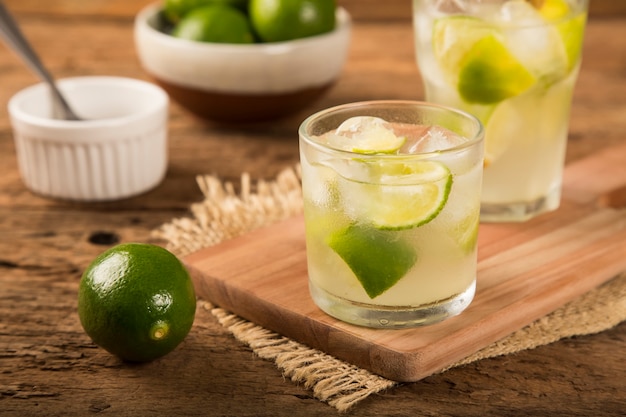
365, 160, 453, 230
458, 35, 536, 104
78, 243, 196, 363
172, 4, 255, 44
432, 16, 496, 86
556, 13, 586, 71
327, 224, 418, 299
452, 210, 480, 254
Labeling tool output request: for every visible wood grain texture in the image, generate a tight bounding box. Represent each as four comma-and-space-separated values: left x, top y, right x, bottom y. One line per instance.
1, 0, 625, 415
1, 0, 623, 20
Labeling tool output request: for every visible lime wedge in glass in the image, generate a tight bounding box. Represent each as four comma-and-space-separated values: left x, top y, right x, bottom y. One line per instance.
327, 224, 418, 299
432, 16, 495, 86
457, 35, 536, 104
433, 16, 536, 105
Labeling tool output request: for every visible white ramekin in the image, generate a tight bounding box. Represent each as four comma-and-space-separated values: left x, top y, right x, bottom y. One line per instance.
8, 76, 169, 201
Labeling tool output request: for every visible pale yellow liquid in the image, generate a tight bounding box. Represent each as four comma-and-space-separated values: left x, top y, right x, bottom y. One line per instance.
423, 70, 578, 205
301, 124, 482, 309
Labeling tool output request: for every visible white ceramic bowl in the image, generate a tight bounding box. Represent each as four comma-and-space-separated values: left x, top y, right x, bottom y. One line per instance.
8, 76, 169, 201
134, 3, 351, 122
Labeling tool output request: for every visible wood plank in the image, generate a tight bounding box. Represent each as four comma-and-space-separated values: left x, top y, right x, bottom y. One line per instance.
1, 0, 622, 20
184, 142, 626, 382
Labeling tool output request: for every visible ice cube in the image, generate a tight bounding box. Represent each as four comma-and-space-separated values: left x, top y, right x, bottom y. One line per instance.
433, 0, 470, 13
304, 163, 338, 206
434, 0, 510, 14
400, 126, 466, 154
471, 0, 513, 17
497, 1, 569, 82
498, 0, 543, 23
335, 116, 390, 138
319, 116, 406, 154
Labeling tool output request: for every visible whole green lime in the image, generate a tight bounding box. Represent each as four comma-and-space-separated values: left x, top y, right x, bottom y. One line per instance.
78, 243, 196, 362
164, 0, 248, 23
172, 4, 255, 44
250, 0, 336, 43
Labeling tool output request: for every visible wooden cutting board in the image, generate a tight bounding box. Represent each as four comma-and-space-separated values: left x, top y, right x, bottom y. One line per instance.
184, 142, 626, 382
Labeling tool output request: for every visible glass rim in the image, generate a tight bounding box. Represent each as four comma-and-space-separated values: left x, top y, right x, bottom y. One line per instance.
298, 100, 484, 160
413, 0, 589, 28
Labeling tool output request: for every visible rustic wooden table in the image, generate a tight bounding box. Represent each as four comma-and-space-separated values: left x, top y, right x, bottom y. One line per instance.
1, 1, 624, 416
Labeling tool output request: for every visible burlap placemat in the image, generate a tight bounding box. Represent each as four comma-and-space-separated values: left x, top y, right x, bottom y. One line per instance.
153, 166, 626, 413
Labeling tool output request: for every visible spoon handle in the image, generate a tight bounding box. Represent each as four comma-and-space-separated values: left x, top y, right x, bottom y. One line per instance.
0, 1, 80, 120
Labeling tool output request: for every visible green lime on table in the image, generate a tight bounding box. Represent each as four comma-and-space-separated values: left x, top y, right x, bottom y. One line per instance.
78, 243, 196, 362
172, 4, 255, 44
327, 224, 418, 299
249, 0, 336, 42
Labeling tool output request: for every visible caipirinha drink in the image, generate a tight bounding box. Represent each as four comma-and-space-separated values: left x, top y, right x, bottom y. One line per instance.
299, 101, 484, 328
413, 0, 588, 221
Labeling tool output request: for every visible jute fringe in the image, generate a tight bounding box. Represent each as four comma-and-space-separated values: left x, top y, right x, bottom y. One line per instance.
155, 168, 303, 257
153, 166, 626, 413
209, 305, 396, 411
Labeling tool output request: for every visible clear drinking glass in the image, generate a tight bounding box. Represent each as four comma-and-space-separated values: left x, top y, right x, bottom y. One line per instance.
299, 100, 484, 328
413, 0, 588, 222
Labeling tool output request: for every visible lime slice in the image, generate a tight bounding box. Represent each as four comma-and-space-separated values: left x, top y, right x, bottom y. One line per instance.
451, 209, 480, 254
537, 0, 587, 72
327, 224, 417, 299
322, 117, 406, 154
483, 97, 521, 165
358, 160, 453, 230
457, 35, 536, 104
557, 13, 586, 71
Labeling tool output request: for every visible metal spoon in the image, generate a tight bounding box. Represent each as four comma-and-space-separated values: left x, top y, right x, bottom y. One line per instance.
0, 1, 81, 121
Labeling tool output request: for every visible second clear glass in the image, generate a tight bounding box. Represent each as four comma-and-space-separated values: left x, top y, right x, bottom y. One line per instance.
413, 0, 588, 222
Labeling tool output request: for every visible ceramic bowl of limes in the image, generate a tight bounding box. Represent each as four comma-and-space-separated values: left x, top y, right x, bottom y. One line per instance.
134, 0, 351, 123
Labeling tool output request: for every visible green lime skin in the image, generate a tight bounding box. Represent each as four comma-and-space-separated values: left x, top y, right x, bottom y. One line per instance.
78, 243, 196, 362
327, 224, 418, 299
250, 0, 336, 43
164, 0, 248, 23
172, 4, 255, 44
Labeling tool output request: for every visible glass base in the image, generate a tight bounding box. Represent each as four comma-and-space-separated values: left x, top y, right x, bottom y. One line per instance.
480, 187, 561, 223
309, 280, 476, 329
